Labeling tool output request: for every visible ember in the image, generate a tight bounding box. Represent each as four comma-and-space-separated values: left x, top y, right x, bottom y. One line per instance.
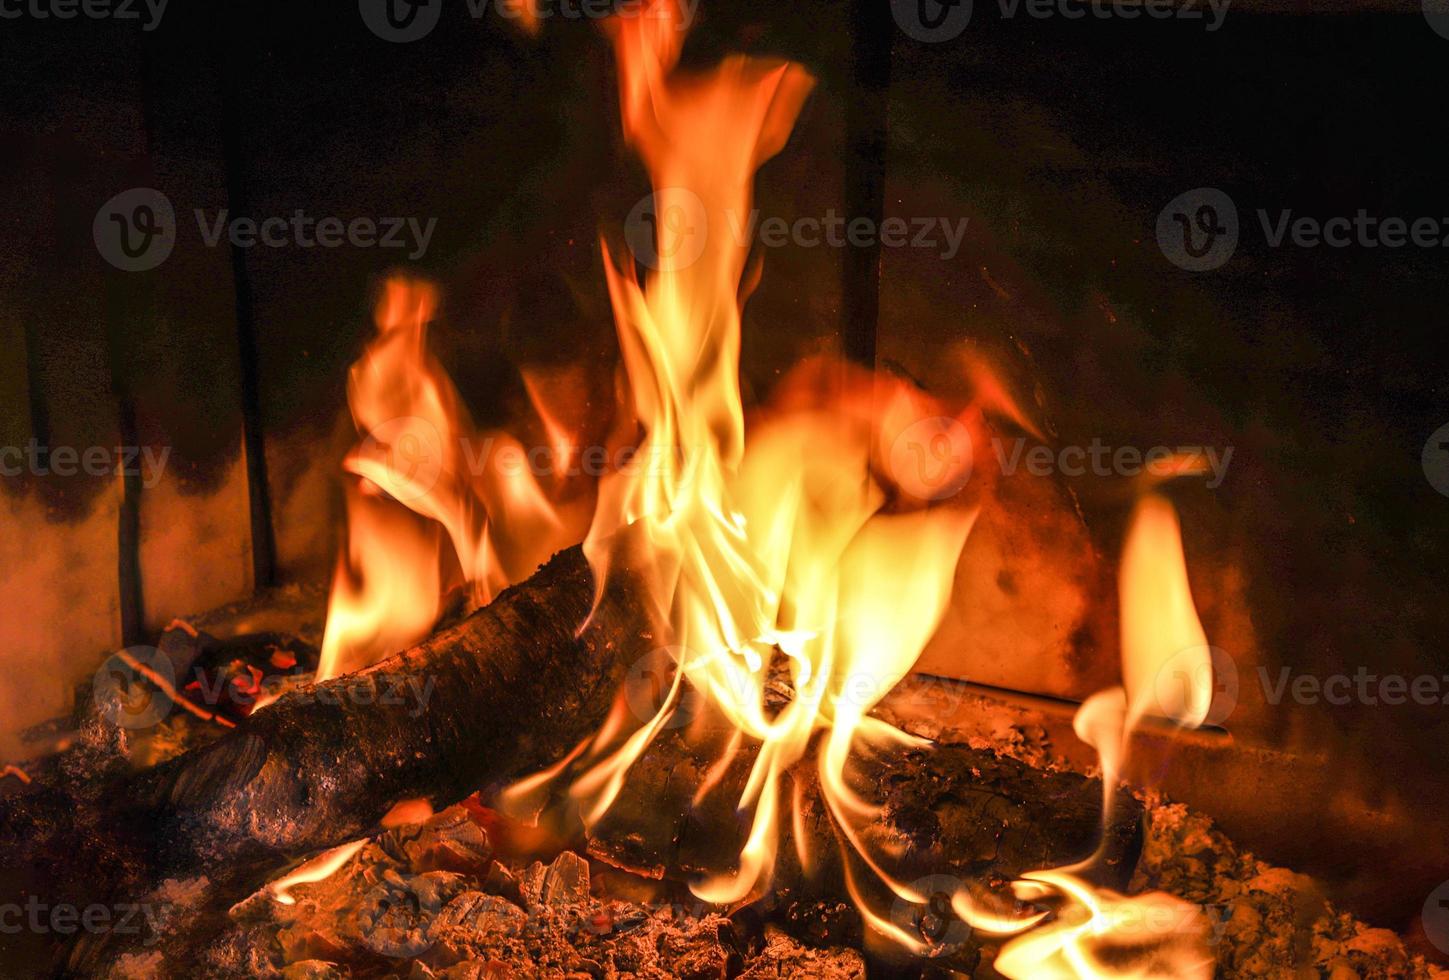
3, 0, 1448, 978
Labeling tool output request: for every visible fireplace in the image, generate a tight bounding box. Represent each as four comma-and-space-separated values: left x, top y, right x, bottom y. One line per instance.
2, 1, 1448, 977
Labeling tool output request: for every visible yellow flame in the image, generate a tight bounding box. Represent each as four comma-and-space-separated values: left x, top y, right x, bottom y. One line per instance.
996, 494, 1218, 977
317, 277, 580, 681
995, 870, 1213, 980
520, 0, 1001, 927
269, 839, 367, 906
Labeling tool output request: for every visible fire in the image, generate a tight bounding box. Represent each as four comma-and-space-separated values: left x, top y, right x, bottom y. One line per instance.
994, 494, 1218, 979
526, 0, 1003, 925
306, 3, 1223, 976
317, 277, 581, 681
995, 870, 1212, 980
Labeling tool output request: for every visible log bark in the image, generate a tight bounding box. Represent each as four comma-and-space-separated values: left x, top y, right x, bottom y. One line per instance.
580, 729, 1142, 961
0, 544, 1140, 975
0, 545, 654, 974
586, 733, 1141, 895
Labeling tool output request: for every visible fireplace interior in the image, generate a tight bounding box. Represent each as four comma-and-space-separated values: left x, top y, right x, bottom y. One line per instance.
2, 1, 1448, 977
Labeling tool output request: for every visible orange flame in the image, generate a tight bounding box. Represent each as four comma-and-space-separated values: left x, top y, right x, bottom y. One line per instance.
500, 0, 1002, 937
996, 494, 1217, 978
318, 276, 580, 680
304, 5, 1226, 976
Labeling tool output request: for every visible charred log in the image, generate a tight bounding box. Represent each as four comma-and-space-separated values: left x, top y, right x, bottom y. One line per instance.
586, 734, 1140, 893
1, 544, 1139, 976
0, 546, 654, 974
581, 729, 1142, 963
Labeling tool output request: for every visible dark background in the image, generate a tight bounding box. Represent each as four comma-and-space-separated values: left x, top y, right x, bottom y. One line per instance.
1, 0, 1446, 949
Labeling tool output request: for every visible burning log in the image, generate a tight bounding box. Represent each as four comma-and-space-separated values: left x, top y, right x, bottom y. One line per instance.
580, 729, 1142, 962
1, 545, 1139, 975
0, 545, 651, 971
585, 734, 1141, 896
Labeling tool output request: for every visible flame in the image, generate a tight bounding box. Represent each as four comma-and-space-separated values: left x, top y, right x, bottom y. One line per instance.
995, 870, 1213, 980
269, 839, 368, 906
301, 5, 1226, 976
317, 277, 581, 681
493, 0, 1001, 934
995, 494, 1217, 978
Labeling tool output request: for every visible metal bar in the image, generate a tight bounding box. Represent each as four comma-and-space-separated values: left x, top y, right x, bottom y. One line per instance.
217, 5, 277, 592
842, 0, 893, 368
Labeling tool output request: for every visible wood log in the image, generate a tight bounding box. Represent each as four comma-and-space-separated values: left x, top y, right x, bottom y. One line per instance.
586, 733, 1140, 892
0, 545, 654, 973
579, 729, 1142, 963
0, 543, 1140, 975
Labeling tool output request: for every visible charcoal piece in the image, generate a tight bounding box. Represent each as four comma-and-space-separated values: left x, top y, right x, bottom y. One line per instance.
402, 808, 494, 875
433, 891, 529, 940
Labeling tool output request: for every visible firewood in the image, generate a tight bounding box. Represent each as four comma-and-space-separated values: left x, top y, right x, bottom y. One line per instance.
0, 546, 654, 974
579, 729, 1141, 963
0, 545, 1139, 975
586, 734, 1140, 895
